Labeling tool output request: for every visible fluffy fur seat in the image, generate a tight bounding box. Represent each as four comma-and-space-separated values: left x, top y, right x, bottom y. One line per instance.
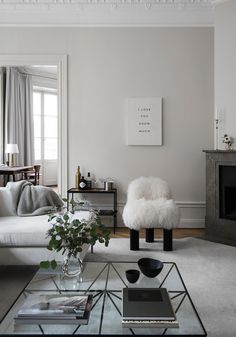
122, 177, 180, 251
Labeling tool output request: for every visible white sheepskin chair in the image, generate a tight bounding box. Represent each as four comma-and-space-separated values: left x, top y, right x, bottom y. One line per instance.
122, 176, 180, 251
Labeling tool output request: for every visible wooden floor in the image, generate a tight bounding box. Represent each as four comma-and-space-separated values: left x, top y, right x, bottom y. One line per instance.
110, 227, 205, 239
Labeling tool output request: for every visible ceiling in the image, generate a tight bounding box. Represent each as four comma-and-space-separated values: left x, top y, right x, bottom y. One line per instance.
21, 66, 57, 79
0, 0, 229, 26
31, 66, 57, 76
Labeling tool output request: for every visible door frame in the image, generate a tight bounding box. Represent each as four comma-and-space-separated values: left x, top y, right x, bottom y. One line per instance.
0, 54, 68, 197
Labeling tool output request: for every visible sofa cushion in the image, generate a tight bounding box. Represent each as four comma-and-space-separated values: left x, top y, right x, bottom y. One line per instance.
0, 186, 16, 216
0, 211, 91, 247
0, 215, 50, 246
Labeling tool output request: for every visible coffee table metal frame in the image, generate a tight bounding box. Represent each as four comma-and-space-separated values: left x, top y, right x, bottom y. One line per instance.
0, 261, 207, 337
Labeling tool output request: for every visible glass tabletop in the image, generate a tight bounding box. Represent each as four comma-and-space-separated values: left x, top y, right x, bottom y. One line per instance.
0, 261, 207, 336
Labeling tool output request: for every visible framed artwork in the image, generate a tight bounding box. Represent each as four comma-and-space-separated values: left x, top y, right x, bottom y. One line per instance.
126, 97, 162, 146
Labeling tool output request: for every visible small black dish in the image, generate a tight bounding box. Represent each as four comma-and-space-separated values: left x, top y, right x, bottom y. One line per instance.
126, 269, 140, 283
138, 258, 163, 278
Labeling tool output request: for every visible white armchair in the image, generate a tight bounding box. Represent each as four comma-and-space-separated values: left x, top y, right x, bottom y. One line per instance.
122, 176, 180, 251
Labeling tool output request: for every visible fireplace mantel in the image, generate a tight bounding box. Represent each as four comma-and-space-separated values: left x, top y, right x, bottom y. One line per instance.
203, 150, 236, 246
203, 150, 236, 153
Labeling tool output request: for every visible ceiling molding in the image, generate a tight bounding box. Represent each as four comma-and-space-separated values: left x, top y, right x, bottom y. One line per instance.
0, 0, 222, 4
0, 0, 227, 26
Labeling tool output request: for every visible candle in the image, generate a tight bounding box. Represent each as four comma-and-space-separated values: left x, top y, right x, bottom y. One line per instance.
215, 108, 218, 121
215, 108, 220, 150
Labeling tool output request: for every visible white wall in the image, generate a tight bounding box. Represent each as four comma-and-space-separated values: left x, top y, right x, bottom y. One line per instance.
215, 0, 236, 149
0, 27, 214, 227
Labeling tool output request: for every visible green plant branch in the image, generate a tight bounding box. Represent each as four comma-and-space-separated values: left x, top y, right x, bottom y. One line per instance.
40, 199, 111, 270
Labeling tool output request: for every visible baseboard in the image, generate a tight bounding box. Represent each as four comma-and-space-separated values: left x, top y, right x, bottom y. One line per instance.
179, 219, 205, 228
91, 201, 206, 229
176, 201, 205, 228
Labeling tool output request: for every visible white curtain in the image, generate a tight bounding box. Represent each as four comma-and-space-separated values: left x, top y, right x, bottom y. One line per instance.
4, 67, 34, 166
0, 68, 4, 164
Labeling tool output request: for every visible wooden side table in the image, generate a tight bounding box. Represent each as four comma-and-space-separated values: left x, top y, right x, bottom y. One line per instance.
67, 188, 118, 233
0, 165, 34, 186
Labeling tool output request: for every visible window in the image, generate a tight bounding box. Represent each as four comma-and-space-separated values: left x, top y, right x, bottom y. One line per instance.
33, 90, 58, 161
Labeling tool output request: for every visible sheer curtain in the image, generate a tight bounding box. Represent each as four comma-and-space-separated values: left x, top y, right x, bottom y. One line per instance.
4, 67, 34, 166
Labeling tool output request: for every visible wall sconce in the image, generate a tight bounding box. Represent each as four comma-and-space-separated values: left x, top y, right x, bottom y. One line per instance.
5, 143, 19, 167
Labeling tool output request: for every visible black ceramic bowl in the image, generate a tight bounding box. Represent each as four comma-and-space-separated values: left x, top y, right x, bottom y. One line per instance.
138, 258, 163, 278
125, 269, 140, 283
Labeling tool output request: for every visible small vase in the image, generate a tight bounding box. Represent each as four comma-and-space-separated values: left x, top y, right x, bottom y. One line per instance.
62, 254, 83, 278
225, 143, 233, 151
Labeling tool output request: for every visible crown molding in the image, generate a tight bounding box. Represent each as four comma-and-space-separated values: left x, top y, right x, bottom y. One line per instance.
0, 0, 221, 4
0, 0, 225, 26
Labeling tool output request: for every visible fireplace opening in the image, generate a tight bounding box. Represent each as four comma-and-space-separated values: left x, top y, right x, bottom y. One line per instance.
219, 166, 236, 220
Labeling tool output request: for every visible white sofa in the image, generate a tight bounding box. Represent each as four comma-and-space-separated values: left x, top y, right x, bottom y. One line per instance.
0, 182, 90, 265
0, 212, 91, 265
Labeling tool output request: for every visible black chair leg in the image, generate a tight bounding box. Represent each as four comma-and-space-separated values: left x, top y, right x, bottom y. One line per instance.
130, 229, 139, 250
163, 229, 173, 251
146, 228, 154, 242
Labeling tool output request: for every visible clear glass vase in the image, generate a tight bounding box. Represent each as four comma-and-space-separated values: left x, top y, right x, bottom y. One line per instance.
62, 254, 83, 278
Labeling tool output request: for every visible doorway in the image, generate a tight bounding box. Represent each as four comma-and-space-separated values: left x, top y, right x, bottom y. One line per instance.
0, 55, 67, 196
32, 66, 58, 186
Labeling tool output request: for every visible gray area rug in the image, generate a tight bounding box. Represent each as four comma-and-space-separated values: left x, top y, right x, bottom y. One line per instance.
0, 265, 38, 323
85, 237, 236, 337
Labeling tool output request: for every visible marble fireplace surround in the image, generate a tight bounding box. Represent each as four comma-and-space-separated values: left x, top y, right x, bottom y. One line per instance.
204, 150, 236, 246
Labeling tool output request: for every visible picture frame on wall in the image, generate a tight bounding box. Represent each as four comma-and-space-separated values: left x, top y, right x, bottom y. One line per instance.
126, 97, 162, 146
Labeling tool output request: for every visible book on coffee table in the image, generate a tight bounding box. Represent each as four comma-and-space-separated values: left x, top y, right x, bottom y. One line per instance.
15, 294, 93, 325
122, 288, 179, 328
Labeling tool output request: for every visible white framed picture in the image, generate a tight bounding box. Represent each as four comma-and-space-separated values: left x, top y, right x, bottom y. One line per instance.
126, 97, 162, 146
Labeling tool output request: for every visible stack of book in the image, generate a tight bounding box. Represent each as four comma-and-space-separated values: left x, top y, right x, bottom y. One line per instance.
122, 288, 179, 328
15, 294, 93, 325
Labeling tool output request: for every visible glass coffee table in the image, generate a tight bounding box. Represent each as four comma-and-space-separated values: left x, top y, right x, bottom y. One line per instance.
0, 261, 207, 336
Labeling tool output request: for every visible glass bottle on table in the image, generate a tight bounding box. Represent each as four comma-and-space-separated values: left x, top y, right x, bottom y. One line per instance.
86, 172, 92, 189
75, 166, 81, 189
79, 176, 87, 190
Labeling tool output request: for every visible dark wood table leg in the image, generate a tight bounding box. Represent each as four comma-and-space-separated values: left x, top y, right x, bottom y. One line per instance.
67, 191, 69, 211
3, 175, 7, 186
113, 213, 117, 234
113, 190, 117, 234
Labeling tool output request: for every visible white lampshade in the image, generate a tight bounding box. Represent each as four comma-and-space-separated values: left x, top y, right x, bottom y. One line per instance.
5, 143, 19, 154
